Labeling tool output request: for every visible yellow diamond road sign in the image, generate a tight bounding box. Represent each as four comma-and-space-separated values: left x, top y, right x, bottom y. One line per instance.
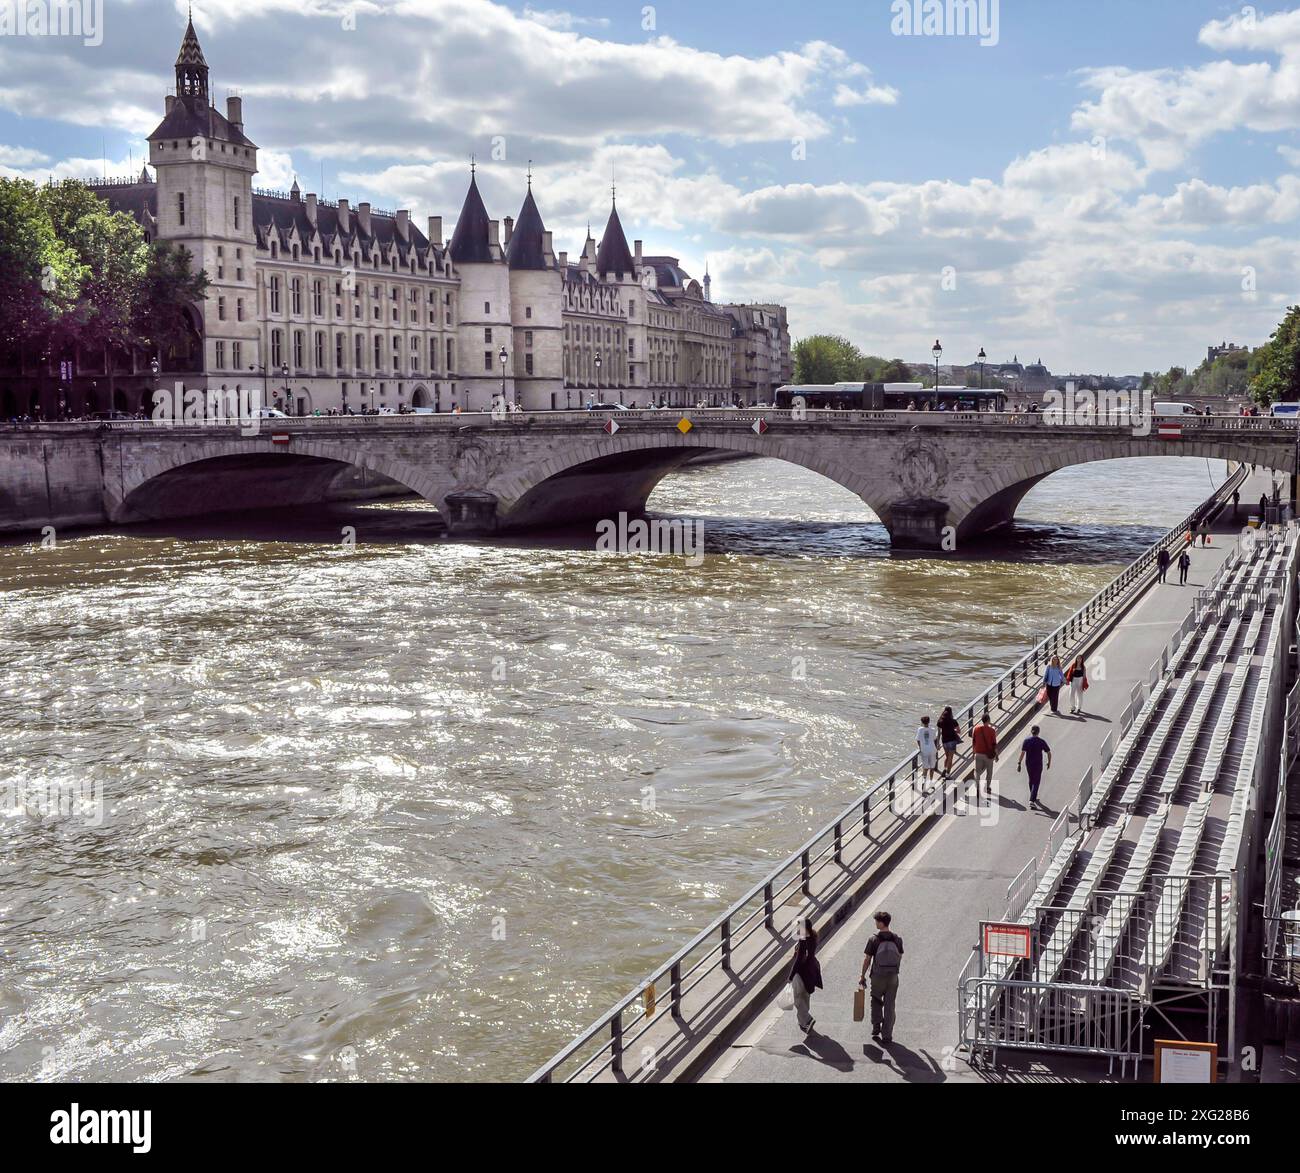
677, 417, 693, 434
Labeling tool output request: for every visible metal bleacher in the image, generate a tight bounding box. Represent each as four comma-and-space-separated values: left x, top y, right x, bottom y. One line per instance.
961, 521, 1299, 1073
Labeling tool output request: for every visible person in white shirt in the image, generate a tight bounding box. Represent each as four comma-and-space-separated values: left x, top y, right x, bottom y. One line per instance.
916, 715, 939, 787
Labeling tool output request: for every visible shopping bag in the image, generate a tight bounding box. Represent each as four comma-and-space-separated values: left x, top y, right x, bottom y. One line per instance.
1036, 686, 1048, 705
853, 987, 866, 1022
778, 984, 795, 1012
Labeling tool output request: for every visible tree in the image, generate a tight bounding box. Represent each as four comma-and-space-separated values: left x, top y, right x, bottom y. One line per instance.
0, 178, 80, 356
133, 241, 208, 357
792, 334, 866, 384
1250, 305, 1300, 406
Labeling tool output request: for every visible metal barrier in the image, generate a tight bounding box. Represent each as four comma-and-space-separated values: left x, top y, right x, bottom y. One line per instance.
527, 464, 1249, 1082
961, 978, 1144, 1076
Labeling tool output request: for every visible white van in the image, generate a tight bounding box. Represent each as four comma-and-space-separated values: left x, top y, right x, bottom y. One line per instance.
1153, 402, 1200, 417
1269, 402, 1300, 417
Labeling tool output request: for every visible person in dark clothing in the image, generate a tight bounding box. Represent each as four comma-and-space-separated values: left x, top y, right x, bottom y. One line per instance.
1232, 489, 1240, 519
1260, 493, 1269, 523
937, 705, 962, 780
1017, 726, 1052, 807
1157, 547, 1170, 583
859, 911, 903, 1043
1178, 548, 1191, 584
788, 918, 823, 1033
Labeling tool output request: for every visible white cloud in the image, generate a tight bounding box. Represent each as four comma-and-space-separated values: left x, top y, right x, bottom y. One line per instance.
521, 7, 610, 31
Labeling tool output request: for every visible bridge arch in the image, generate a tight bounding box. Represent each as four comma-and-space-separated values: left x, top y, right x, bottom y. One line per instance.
109, 435, 456, 525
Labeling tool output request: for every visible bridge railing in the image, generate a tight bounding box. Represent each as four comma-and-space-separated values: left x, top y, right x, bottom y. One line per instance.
14, 410, 1300, 434
525, 463, 1249, 1083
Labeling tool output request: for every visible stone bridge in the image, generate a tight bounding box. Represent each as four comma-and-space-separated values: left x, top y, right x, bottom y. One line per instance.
1, 409, 1294, 548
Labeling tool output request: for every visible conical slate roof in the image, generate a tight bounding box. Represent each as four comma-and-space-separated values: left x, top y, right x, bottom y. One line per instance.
448, 173, 495, 264
595, 203, 635, 279
176, 16, 207, 67
505, 187, 549, 271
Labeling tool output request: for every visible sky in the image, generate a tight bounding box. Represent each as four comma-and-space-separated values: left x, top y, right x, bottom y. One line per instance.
2, 0, 1299, 375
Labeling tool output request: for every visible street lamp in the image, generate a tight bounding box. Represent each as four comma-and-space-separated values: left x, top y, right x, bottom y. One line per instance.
977, 347, 987, 393
932, 339, 942, 410
498, 345, 508, 412
594, 349, 602, 398
369, 383, 376, 413
280, 363, 290, 414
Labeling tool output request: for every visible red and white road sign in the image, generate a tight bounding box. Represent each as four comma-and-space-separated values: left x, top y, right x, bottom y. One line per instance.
752, 418, 769, 435
1157, 423, 1182, 439
271, 432, 291, 445
603, 418, 620, 435
983, 922, 1032, 958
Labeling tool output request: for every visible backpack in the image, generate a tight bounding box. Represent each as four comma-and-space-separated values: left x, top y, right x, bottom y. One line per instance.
872, 933, 902, 973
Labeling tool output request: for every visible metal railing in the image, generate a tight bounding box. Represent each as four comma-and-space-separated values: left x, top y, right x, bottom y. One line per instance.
960, 978, 1145, 1076
526, 465, 1248, 1083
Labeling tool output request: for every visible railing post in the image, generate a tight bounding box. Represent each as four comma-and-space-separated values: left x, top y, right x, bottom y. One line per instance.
834, 820, 843, 865
611, 1013, 623, 1075
801, 849, 811, 896
670, 961, 682, 1019
721, 917, 732, 972
764, 881, 774, 930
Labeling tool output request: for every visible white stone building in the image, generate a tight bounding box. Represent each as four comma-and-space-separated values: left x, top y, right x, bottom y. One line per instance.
87, 18, 786, 414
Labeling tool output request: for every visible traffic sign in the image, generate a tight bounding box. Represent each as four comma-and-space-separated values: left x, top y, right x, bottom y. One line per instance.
752, 418, 769, 435
603, 418, 620, 435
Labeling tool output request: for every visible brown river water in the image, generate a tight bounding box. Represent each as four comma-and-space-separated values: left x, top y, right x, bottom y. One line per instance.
0, 455, 1231, 1081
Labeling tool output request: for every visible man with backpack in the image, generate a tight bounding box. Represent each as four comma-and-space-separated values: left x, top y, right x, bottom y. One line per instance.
859, 910, 904, 1043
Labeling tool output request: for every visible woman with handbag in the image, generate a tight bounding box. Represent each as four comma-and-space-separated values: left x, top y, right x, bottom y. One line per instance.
937, 705, 962, 780
1065, 655, 1089, 715
787, 918, 823, 1034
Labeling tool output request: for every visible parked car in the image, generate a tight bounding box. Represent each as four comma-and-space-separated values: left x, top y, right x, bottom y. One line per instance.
256, 407, 289, 418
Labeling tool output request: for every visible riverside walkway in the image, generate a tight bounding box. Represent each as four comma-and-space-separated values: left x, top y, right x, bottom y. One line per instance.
702, 476, 1278, 1084
529, 466, 1288, 1082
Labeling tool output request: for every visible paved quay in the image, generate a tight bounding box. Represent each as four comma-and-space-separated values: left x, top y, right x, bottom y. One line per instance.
701, 480, 1272, 1084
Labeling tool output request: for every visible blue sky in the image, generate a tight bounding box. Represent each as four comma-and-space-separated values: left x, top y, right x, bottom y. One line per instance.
2, 0, 1299, 375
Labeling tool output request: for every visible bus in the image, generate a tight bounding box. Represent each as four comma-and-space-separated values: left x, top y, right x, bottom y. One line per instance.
774, 383, 1007, 412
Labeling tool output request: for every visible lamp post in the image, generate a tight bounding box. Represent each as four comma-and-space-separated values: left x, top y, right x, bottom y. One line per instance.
595, 349, 602, 400
932, 339, 942, 410
498, 345, 507, 412
977, 347, 986, 393
369, 382, 376, 414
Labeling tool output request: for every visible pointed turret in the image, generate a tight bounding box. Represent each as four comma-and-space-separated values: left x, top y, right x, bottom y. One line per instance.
449, 170, 495, 265
595, 199, 635, 280
175, 13, 209, 102
139, 165, 152, 183
505, 186, 550, 271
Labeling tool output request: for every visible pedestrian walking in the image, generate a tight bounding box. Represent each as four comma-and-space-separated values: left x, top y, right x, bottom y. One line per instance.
1041, 655, 1065, 714
1065, 655, 1089, 714
1198, 523, 1211, 547
1157, 546, 1171, 583
1260, 493, 1269, 524
916, 715, 939, 787
1017, 725, 1053, 808
1232, 488, 1240, 519
972, 711, 998, 794
859, 911, 903, 1044
1178, 548, 1191, 585
937, 705, 962, 780
787, 918, 823, 1034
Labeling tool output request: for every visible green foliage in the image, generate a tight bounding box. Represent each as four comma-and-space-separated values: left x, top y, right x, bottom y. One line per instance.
0, 177, 207, 362
792, 335, 913, 385
1250, 305, 1300, 406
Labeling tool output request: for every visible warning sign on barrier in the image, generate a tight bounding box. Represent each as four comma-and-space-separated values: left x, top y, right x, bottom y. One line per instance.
982, 922, 1032, 958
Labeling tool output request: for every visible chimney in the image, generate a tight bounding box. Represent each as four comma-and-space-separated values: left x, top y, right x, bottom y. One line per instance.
488, 219, 500, 249
337, 198, 350, 232
357, 201, 372, 235
226, 95, 243, 131
634, 239, 643, 266
164, 94, 176, 115
395, 209, 409, 240
558, 251, 568, 268
542, 231, 553, 263
503, 216, 514, 246
305, 193, 318, 226
427, 215, 442, 245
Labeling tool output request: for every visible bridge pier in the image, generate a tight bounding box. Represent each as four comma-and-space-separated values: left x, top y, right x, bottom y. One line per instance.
443, 490, 501, 536
886, 498, 951, 550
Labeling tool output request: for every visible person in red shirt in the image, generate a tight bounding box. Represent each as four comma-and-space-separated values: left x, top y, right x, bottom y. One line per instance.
972, 712, 998, 795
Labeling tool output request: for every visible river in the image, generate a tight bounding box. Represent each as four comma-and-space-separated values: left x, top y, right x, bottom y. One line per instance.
0, 455, 1234, 1080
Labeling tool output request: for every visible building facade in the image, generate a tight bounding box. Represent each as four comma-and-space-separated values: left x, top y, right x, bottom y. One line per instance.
12, 19, 789, 418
